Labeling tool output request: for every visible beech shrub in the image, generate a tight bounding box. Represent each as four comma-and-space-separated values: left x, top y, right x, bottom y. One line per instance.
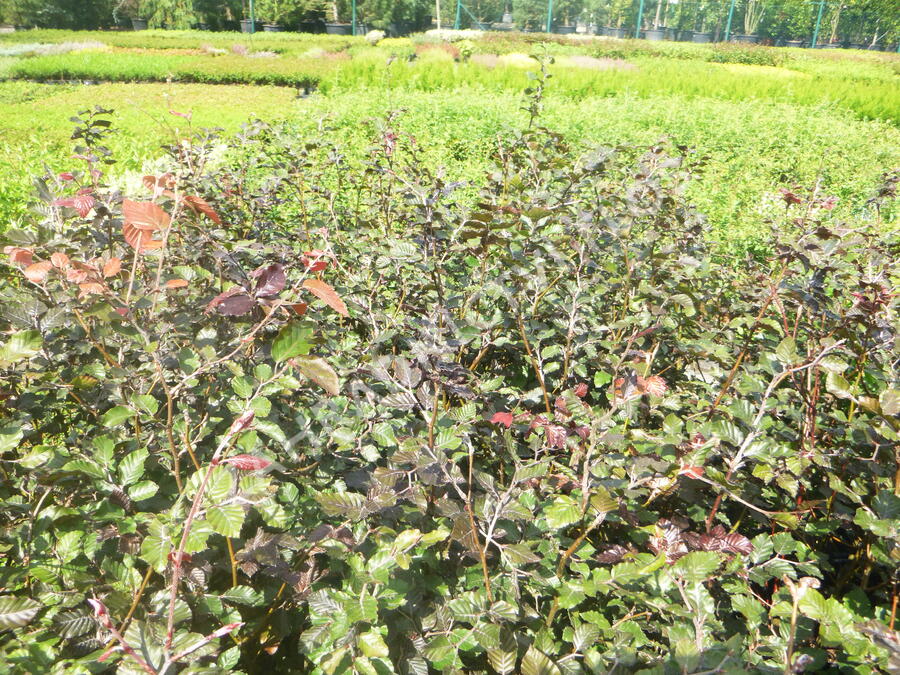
1, 67, 898, 674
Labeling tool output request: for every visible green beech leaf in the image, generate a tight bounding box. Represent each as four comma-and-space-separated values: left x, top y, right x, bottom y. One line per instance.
357, 629, 390, 658
0, 330, 42, 365
825, 371, 854, 400
207, 503, 245, 538
101, 406, 133, 427
271, 322, 312, 363
544, 495, 581, 529
119, 448, 148, 486
0, 596, 42, 629
521, 646, 562, 675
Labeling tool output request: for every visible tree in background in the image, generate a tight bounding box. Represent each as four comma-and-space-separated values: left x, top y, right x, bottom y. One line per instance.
8, 0, 118, 28
192, 0, 243, 28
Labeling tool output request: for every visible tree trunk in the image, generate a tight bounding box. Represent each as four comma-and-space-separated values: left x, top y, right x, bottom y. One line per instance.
436, 0, 441, 29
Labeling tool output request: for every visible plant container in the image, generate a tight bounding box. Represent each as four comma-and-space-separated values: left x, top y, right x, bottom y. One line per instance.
131, 18, 148, 30
325, 22, 353, 35
644, 28, 665, 40
664, 27, 677, 40
240, 19, 258, 33
554, 25, 576, 34
263, 23, 284, 32
785, 39, 803, 47
732, 34, 759, 43
677, 29, 693, 41
848, 42, 865, 49
692, 31, 712, 42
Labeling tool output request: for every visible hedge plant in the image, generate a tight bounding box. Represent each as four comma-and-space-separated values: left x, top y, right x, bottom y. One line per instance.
0, 62, 898, 674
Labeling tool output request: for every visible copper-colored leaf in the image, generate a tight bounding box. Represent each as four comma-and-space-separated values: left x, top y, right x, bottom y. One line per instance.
122, 222, 164, 252
183, 195, 221, 224
123, 199, 171, 232
165, 278, 189, 289
23, 261, 52, 283
78, 282, 105, 297
221, 454, 271, 471
143, 173, 175, 195
679, 465, 705, 480
66, 261, 100, 283
102, 257, 122, 277
490, 411, 513, 428
73, 194, 95, 218
5, 246, 34, 268
641, 375, 668, 398
302, 278, 348, 317
289, 302, 308, 316
50, 252, 71, 269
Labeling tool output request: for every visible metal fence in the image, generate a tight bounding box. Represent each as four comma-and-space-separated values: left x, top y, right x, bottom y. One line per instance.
448, 0, 900, 50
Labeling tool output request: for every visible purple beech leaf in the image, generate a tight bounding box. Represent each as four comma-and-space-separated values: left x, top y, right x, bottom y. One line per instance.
252, 263, 286, 298
217, 293, 256, 316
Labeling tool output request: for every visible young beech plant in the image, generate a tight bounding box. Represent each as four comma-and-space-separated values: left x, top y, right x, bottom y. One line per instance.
0, 72, 898, 674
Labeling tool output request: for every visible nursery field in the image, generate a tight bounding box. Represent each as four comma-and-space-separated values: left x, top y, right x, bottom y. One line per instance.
1, 27, 899, 675
1, 29, 899, 251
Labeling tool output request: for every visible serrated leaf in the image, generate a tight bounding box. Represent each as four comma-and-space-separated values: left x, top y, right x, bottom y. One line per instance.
0, 596, 42, 629
207, 504, 245, 538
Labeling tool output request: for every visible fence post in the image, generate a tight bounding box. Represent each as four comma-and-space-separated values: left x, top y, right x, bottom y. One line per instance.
724, 0, 736, 41
352, 0, 357, 34
811, 0, 825, 47
454, 0, 461, 28
635, 0, 644, 38
546, 0, 554, 32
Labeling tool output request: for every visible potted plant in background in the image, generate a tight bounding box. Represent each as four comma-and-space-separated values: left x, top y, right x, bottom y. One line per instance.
733, 0, 764, 42
551, 0, 579, 33
324, 0, 352, 33
256, 0, 289, 30
116, 0, 150, 29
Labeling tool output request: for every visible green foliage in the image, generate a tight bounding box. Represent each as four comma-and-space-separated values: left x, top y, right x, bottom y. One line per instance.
0, 65, 898, 672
